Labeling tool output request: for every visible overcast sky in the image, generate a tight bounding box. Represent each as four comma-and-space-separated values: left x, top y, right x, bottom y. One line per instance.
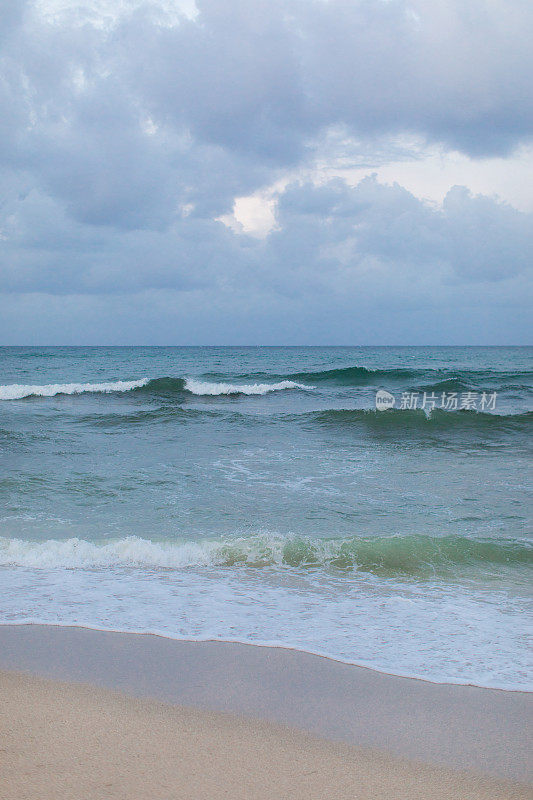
1, 0, 532, 344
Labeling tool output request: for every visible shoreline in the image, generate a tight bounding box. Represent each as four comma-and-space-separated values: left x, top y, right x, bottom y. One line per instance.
0, 623, 531, 789
2, 619, 529, 692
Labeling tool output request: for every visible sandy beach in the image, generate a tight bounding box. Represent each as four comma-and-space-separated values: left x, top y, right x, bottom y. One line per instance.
0, 625, 531, 799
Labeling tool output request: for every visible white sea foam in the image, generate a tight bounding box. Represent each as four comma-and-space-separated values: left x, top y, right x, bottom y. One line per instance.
0, 379, 149, 400
184, 379, 311, 395
1, 537, 531, 690
2, 533, 528, 573
0, 377, 310, 399
0, 535, 321, 570
0, 536, 233, 569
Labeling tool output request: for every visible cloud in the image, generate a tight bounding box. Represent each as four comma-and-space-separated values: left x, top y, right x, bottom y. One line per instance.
2, 170, 531, 299
0, 0, 531, 342
265, 176, 533, 288
2, 1, 532, 228
121, 0, 533, 166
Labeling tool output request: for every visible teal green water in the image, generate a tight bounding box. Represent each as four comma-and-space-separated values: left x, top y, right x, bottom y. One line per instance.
0, 347, 531, 688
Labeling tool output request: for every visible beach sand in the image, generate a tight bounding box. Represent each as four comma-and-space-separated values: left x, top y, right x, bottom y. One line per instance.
0, 625, 531, 799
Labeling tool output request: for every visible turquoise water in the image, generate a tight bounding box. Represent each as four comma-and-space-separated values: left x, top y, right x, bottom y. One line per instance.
1, 346, 532, 688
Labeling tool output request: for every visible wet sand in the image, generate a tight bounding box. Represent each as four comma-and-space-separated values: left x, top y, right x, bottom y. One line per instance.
0, 624, 531, 799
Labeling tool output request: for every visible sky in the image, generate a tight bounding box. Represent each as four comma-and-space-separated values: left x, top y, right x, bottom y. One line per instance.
0, 0, 532, 344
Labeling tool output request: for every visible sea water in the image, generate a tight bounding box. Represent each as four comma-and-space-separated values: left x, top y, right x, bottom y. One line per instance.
0, 346, 531, 689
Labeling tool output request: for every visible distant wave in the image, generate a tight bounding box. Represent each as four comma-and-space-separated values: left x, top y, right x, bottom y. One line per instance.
288, 366, 414, 385
2, 367, 531, 401
0, 379, 149, 400
205, 365, 413, 386
206, 365, 533, 389
292, 367, 533, 387
0, 376, 311, 400
1, 533, 530, 578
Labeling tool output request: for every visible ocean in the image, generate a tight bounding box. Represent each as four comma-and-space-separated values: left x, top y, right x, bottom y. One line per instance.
0, 346, 531, 690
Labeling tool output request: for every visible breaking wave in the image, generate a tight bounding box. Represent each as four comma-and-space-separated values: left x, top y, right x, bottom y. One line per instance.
0, 376, 311, 400
3, 366, 531, 401
0, 379, 150, 400
135, 377, 311, 397
1, 533, 531, 578
183, 378, 310, 396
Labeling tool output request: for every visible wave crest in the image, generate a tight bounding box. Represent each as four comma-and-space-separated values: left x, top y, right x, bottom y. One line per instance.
212, 365, 533, 389
0, 379, 149, 401
0, 376, 312, 401
184, 378, 310, 396
136, 377, 312, 397
214, 366, 404, 386
3, 365, 532, 400
289, 366, 412, 385
1, 534, 530, 577
286, 366, 533, 387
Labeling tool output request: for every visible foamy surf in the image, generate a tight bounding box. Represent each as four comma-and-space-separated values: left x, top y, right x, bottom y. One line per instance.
2, 538, 531, 691
0, 379, 149, 400
1, 534, 530, 577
